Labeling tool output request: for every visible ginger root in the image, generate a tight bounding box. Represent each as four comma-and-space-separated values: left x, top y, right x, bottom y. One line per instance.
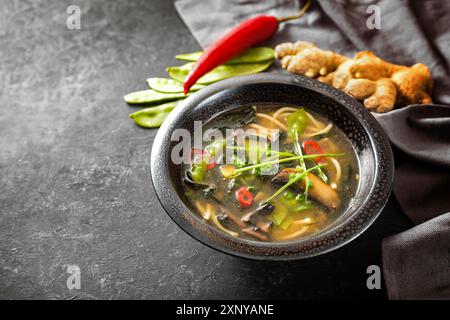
275, 41, 347, 78
364, 78, 397, 113
275, 41, 433, 113
344, 79, 376, 100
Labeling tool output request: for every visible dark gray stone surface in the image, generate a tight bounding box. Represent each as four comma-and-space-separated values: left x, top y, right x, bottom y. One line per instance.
0, 0, 412, 299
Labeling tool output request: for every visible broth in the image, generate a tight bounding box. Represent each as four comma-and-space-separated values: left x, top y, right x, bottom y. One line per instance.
181, 105, 359, 242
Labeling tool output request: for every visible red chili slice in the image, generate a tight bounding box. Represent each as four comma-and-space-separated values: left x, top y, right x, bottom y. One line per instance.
191, 148, 216, 169
302, 140, 326, 163
236, 186, 253, 208
207, 161, 216, 170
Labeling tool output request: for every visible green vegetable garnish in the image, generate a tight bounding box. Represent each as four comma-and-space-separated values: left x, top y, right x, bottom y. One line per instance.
129, 100, 182, 128
287, 109, 310, 201
191, 160, 207, 183
231, 155, 246, 168
175, 47, 275, 65
232, 153, 342, 175
287, 108, 308, 139
226, 146, 296, 158
262, 164, 326, 204
124, 89, 188, 105
281, 191, 313, 212
282, 190, 295, 200
205, 140, 225, 157
270, 205, 288, 226
310, 159, 329, 183
269, 191, 314, 228
279, 215, 293, 230
303, 171, 311, 203
166, 60, 273, 85
147, 77, 205, 93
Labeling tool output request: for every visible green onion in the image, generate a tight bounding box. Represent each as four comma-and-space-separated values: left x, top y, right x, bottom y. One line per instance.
292, 127, 310, 201
191, 160, 207, 183
225, 146, 296, 158
313, 161, 329, 183
261, 164, 326, 204
232, 153, 343, 175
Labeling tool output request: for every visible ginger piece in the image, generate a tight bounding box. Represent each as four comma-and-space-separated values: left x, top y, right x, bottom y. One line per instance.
344, 79, 376, 100
332, 51, 395, 90
287, 48, 345, 77
275, 41, 347, 78
317, 71, 335, 86
364, 78, 397, 113
279, 55, 293, 69
274, 41, 433, 112
333, 51, 398, 90
274, 41, 316, 59
391, 63, 433, 105
349, 51, 399, 80
332, 59, 355, 89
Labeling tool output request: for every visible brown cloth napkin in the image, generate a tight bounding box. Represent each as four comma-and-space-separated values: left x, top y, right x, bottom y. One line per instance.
175, 0, 450, 299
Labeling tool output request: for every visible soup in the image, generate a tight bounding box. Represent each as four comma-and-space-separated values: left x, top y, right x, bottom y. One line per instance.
181, 105, 359, 242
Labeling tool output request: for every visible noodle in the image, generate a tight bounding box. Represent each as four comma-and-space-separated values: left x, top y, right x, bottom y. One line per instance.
211, 212, 239, 237
256, 113, 288, 131
246, 124, 273, 138
329, 157, 342, 183
305, 112, 323, 129
248, 123, 270, 131
303, 123, 333, 137
276, 226, 309, 241
272, 107, 298, 118
272, 109, 325, 135
273, 111, 293, 123
292, 217, 314, 226
196, 201, 209, 220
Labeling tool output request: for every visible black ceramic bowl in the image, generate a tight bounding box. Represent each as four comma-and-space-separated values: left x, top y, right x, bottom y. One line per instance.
151, 73, 393, 260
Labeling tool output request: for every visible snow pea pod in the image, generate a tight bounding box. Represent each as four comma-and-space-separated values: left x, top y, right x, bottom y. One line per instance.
129, 100, 183, 128
287, 108, 308, 139
147, 77, 205, 93
166, 60, 273, 85
175, 47, 275, 65
123, 89, 188, 105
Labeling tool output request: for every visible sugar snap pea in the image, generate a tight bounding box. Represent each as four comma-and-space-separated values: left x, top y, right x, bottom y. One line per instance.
129, 100, 183, 128
166, 60, 273, 84
175, 47, 275, 64
124, 89, 188, 105
147, 77, 205, 93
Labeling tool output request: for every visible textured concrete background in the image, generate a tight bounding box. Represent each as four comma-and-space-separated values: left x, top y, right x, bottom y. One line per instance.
0, 0, 412, 299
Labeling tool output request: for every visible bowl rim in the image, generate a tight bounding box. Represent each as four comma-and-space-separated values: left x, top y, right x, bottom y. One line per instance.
150, 73, 394, 261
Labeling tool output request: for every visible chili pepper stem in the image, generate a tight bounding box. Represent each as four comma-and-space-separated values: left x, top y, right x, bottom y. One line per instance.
277, 0, 312, 23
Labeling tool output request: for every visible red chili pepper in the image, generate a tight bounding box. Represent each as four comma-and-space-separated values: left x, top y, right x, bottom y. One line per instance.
183, 1, 311, 94
236, 186, 254, 208
191, 148, 216, 169
302, 140, 326, 163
